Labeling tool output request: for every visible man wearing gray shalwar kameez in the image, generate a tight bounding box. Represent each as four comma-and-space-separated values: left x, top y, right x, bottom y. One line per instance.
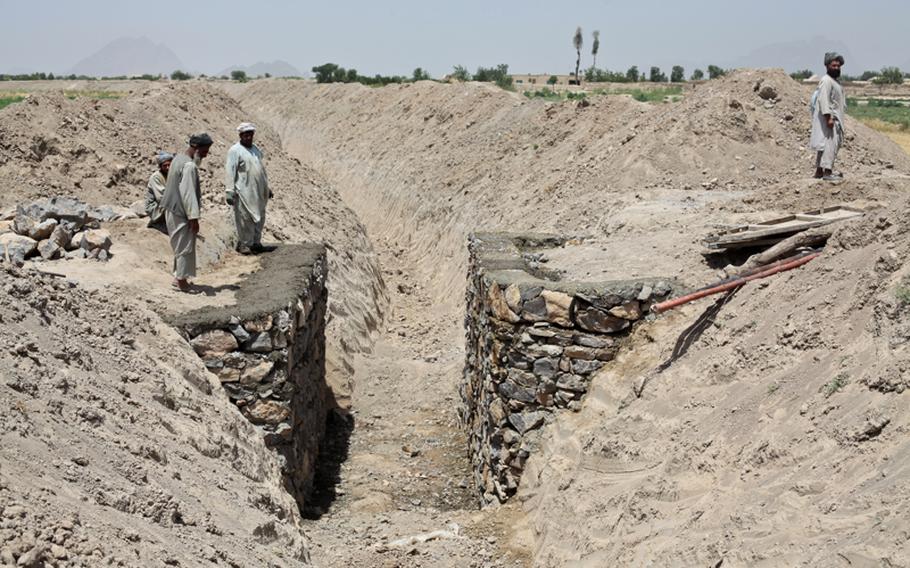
225, 122, 272, 255
145, 151, 173, 229
159, 134, 213, 292
810, 52, 846, 181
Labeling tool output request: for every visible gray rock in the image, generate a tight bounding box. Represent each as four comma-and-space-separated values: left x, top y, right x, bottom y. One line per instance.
191, 330, 239, 358
573, 334, 612, 349
575, 307, 630, 334
246, 332, 273, 353
556, 373, 588, 392
498, 380, 536, 403
0, 233, 38, 265
508, 411, 545, 434
49, 224, 72, 249
65, 248, 88, 260
17, 196, 93, 231
67, 231, 85, 251
637, 285, 653, 302
519, 285, 543, 301
37, 238, 62, 260
28, 218, 58, 240
521, 295, 548, 321
507, 368, 538, 388
80, 229, 112, 252
532, 357, 559, 379
572, 359, 605, 375
227, 318, 251, 343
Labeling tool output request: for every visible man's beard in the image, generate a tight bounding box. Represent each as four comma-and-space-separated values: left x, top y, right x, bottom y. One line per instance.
828, 68, 841, 79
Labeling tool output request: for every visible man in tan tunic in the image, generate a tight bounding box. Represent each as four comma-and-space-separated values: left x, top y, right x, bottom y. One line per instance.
159, 133, 213, 292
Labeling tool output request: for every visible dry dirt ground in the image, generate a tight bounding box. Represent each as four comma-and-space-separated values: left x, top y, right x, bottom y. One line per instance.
2, 69, 910, 566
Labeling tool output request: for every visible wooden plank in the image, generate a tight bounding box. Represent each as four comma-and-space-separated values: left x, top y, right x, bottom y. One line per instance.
705, 205, 864, 249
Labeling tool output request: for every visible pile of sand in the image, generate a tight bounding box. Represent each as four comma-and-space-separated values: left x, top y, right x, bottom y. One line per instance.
232, 70, 910, 565
0, 84, 388, 566
0, 266, 309, 566
521, 195, 910, 566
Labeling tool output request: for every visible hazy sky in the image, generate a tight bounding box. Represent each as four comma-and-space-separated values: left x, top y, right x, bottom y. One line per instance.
3, 0, 908, 76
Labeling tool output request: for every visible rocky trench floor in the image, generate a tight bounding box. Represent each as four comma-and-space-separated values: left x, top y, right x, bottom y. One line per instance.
301, 237, 529, 568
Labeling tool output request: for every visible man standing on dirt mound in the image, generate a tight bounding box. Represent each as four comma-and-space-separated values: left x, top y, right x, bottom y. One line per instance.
159, 133, 214, 292
225, 122, 272, 255
810, 52, 846, 181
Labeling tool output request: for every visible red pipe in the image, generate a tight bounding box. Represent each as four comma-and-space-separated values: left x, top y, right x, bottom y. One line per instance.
651, 252, 822, 314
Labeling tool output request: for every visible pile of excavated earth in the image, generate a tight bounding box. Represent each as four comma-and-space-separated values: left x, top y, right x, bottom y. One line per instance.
2, 68, 909, 566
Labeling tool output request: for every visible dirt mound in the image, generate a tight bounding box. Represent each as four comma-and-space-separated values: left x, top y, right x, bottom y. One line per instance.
229, 70, 910, 565
520, 193, 910, 565
0, 84, 387, 402
0, 84, 389, 565
0, 266, 309, 566
231, 71, 910, 308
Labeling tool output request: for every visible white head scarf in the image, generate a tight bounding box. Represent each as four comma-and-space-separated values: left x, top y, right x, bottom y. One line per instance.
237, 122, 256, 133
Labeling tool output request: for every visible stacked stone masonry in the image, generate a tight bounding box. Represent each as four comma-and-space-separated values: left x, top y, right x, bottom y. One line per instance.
167, 244, 329, 510
461, 233, 676, 505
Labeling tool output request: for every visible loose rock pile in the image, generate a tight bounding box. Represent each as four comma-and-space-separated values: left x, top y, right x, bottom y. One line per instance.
168, 244, 329, 508
461, 233, 675, 504
0, 197, 126, 266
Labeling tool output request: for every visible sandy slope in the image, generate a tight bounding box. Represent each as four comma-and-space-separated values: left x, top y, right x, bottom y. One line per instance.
230, 70, 910, 566
0, 84, 386, 566
2, 68, 909, 567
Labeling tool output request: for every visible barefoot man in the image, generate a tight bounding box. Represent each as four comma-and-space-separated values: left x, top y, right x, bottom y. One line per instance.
159, 133, 213, 292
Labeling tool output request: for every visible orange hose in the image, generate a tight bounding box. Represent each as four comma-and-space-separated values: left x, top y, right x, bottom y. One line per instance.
651, 252, 822, 314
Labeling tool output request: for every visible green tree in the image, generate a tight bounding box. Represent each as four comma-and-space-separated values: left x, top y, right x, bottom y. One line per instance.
873, 66, 904, 85
451, 65, 470, 81
547, 75, 558, 85
670, 65, 685, 83
649, 66, 666, 82
230, 70, 248, 82
591, 30, 600, 69
473, 64, 513, 90
789, 69, 812, 80
690, 68, 704, 80
170, 70, 192, 81
312, 63, 340, 83
573, 26, 583, 83
626, 65, 640, 82
412, 67, 431, 81
707, 65, 725, 79
859, 70, 878, 81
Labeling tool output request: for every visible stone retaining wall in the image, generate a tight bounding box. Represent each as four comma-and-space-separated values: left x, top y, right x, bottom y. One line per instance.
166, 244, 329, 509
461, 233, 675, 505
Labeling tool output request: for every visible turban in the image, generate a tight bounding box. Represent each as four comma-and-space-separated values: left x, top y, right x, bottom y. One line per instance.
824, 52, 845, 65
189, 133, 213, 147
237, 122, 256, 133
156, 151, 174, 165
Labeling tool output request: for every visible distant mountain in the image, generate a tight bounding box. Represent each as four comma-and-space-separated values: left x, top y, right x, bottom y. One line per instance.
725, 36, 857, 74
217, 60, 301, 78
68, 37, 184, 77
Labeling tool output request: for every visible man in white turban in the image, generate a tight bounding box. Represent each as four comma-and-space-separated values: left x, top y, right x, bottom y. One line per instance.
160, 133, 214, 292
810, 52, 846, 181
225, 122, 272, 255
145, 151, 173, 229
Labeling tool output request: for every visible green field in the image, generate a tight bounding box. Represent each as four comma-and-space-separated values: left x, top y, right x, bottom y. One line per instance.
0, 95, 26, 110
846, 98, 910, 129
0, 90, 124, 111
590, 86, 683, 102
524, 85, 683, 103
